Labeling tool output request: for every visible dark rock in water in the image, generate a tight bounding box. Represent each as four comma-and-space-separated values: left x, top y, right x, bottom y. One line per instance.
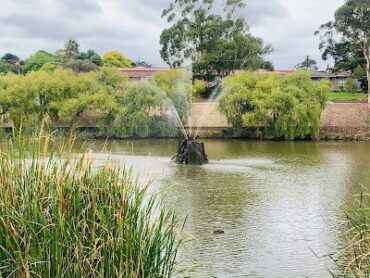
213, 229, 225, 235
172, 137, 208, 165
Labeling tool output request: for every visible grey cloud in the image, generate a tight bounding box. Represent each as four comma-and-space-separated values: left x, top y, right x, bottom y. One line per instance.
246, 0, 288, 25
0, 0, 343, 69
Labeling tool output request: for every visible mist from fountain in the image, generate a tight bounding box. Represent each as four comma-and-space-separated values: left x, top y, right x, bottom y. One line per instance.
193, 78, 223, 139
158, 65, 224, 141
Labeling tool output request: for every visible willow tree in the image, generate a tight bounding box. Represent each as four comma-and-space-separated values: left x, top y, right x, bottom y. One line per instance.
160, 0, 271, 80
219, 71, 330, 140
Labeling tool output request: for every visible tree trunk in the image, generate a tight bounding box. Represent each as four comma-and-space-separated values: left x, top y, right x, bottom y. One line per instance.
368, 69, 370, 104
364, 48, 370, 103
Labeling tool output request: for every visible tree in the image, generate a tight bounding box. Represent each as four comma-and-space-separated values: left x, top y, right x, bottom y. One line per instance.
102, 51, 132, 68
160, 0, 271, 80
65, 60, 99, 73
260, 61, 275, 71
24, 50, 54, 73
154, 69, 192, 123
132, 59, 152, 67
219, 71, 329, 140
0, 61, 15, 73
65, 39, 80, 62
1, 53, 23, 74
77, 50, 103, 66
295, 56, 318, 70
1, 53, 19, 64
316, 0, 370, 102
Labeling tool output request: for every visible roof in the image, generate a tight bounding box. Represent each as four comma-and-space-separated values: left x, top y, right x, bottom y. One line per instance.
119, 66, 169, 78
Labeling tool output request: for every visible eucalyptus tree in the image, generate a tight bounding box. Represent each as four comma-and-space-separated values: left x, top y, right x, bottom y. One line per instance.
316, 0, 370, 100
160, 0, 271, 80
295, 56, 318, 71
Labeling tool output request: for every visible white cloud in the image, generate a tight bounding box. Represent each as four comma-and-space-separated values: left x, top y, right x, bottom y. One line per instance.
0, 0, 346, 69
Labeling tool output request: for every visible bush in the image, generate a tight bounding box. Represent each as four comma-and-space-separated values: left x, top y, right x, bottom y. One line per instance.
345, 77, 359, 93
0, 69, 190, 138
0, 134, 183, 277
219, 71, 330, 140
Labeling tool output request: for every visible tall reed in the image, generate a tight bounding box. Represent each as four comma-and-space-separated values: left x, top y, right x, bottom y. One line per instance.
0, 133, 182, 277
334, 188, 370, 277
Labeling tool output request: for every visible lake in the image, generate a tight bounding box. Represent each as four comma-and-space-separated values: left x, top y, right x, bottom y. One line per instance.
82, 139, 370, 277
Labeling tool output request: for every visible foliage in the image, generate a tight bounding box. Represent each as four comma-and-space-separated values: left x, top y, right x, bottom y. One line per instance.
260, 61, 275, 71
295, 56, 318, 70
0, 68, 190, 138
77, 49, 103, 66
24, 50, 54, 73
133, 59, 152, 67
0, 134, 182, 277
334, 188, 370, 277
96, 67, 125, 89
40, 62, 58, 72
316, 0, 370, 98
219, 71, 329, 140
154, 69, 192, 123
65, 59, 99, 73
110, 81, 164, 138
160, 0, 271, 79
192, 79, 208, 97
1, 53, 19, 63
102, 51, 132, 68
0, 60, 15, 73
345, 77, 359, 92
64, 39, 80, 61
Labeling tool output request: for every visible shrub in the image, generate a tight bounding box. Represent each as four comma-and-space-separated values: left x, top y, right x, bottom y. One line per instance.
345, 77, 359, 93
219, 71, 330, 140
0, 134, 183, 277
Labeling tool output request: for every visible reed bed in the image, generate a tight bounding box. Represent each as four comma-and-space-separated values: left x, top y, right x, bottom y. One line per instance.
334, 189, 370, 277
0, 134, 182, 277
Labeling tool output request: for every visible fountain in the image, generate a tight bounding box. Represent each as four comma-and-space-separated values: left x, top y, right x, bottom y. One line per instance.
162, 67, 224, 165
172, 136, 208, 165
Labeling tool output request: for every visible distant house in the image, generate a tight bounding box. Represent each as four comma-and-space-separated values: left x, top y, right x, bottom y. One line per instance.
309, 71, 361, 91
260, 69, 361, 92
119, 66, 169, 80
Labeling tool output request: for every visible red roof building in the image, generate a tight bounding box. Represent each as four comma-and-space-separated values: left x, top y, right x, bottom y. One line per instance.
119, 66, 169, 80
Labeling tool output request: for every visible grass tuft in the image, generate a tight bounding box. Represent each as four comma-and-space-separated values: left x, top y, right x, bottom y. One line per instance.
334, 187, 370, 277
0, 132, 183, 277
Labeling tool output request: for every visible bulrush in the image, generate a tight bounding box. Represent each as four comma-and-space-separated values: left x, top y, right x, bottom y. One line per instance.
0, 132, 183, 277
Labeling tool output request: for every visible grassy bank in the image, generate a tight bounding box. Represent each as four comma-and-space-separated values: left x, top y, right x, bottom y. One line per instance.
328, 92, 368, 101
0, 134, 182, 277
335, 188, 370, 277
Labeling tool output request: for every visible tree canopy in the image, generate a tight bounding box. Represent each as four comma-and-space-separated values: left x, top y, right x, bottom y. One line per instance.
24, 50, 54, 73
0, 68, 189, 138
102, 51, 132, 68
219, 71, 329, 140
160, 0, 271, 80
316, 0, 370, 99
295, 56, 318, 71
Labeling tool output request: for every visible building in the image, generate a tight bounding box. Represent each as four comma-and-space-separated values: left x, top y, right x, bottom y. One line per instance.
263, 70, 361, 92
119, 66, 169, 80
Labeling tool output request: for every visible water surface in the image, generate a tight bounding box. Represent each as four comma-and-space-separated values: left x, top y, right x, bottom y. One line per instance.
84, 139, 370, 277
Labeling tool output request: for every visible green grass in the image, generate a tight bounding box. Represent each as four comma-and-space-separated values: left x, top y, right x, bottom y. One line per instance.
0, 133, 183, 277
328, 92, 368, 101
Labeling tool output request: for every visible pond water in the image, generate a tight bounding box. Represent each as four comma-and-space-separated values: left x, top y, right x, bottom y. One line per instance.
83, 139, 370, 278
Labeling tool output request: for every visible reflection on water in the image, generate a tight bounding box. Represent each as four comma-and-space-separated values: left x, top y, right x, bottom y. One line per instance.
50, 140, 370, 276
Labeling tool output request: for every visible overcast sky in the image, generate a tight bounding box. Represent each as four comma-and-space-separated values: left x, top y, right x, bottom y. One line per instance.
0, 0, 344, 70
